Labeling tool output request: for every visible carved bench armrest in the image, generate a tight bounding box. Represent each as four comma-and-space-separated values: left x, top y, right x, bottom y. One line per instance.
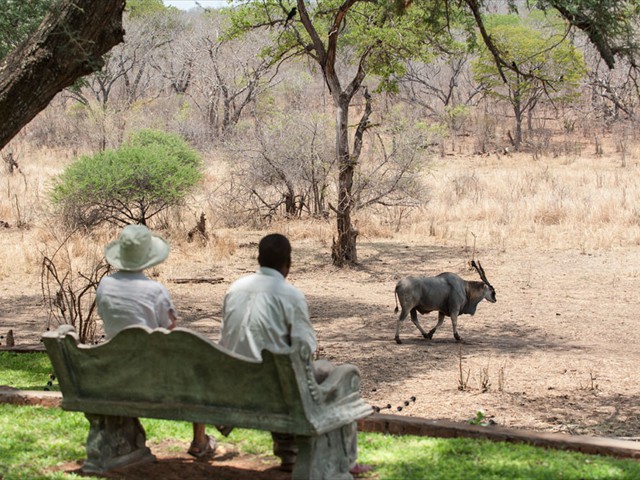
315, 363, 362, 405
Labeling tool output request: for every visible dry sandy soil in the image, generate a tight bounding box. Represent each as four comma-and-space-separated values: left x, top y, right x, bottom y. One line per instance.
3, 225, 640, 478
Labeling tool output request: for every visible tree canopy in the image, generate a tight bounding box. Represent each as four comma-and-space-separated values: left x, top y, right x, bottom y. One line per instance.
51, 129, 203, 227
473, 12, 586, 149
538, 0, 639, 69
0, 0, 54, 60
223, 0, 640, 265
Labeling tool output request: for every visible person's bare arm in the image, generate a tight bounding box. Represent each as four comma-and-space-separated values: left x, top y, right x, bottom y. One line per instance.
168, 309, 177, 330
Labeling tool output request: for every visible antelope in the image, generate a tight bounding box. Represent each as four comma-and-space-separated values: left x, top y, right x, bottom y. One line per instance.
393, 261, 496, 344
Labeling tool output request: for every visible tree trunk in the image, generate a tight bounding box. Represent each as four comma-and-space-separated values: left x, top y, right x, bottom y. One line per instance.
296, 0, 367, 266
331, 95, 358, 266
0, 0, 126, 150
513, 103, 523, 151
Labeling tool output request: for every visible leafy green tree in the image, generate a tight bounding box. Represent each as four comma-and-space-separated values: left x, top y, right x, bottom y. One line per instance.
126, 0, 167, 18
127, 129, 201, 168
51, 130, 203, 227
0, 0, 54, 60
472, 12, 586, 150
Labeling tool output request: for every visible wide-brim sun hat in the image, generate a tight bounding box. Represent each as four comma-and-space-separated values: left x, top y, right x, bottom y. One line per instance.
104, 225, 170, 271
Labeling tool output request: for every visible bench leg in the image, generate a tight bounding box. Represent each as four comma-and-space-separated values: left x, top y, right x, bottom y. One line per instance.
293, 422, 358, 480
82, 414, 156, 473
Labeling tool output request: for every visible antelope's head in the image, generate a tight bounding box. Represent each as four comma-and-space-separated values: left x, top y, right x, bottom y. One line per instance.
471, 260, 496, 303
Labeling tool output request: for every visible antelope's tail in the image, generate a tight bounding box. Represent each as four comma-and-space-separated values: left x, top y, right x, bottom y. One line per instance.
394, 288, 399, 313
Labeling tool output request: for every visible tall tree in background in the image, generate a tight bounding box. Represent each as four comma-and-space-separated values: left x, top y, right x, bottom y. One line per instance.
0, 0, 637, 264
0, 0, 126, 150
472, 12, 586, 150
228, 0, 458, 266
66, 3, 181, 150
228, 0, 639, 266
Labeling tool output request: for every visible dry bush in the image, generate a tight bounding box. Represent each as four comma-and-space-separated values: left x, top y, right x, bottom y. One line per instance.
169, 226, 238, 262
0, 236, 39, 280
533, 204, 566, 225
267, 218, 334, 244
352, 214, 396, 240
209, 233, 237, 258
38, 227, 111, 342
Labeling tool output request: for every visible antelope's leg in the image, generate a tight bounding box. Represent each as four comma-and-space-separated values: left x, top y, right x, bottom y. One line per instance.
451, 313, 462, 341
427, 312, 445, 339
395, 308, 410, 344
410, 309, 429, 339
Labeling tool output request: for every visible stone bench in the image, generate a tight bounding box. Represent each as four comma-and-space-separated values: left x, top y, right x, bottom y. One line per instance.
42, 325, 373, 479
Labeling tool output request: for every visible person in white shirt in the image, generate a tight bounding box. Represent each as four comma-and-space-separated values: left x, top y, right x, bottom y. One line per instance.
97, 224, 215, 459
219, 233, 372, 475
219, 239, 317, 362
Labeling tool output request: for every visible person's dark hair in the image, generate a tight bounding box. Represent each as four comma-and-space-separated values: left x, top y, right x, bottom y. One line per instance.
258, 233, 291, 270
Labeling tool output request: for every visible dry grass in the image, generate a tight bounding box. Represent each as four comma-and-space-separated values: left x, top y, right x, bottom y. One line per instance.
1, 136, 640, 283
408, 149, 640, 253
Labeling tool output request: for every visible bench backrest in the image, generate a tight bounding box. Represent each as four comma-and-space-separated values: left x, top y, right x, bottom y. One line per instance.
43, 325, 372, 436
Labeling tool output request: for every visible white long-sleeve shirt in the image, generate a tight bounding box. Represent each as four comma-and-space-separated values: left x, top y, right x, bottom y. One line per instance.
219, 267, 317, 361
97, 271, 176, 339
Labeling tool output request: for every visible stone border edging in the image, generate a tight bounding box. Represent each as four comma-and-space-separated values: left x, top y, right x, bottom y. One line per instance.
358, 413, 640, 460
0, 387, 62, 408
0, 344, 46, 352
1, 389, 638, 460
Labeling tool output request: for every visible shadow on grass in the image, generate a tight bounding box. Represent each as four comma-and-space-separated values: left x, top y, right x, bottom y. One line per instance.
57, 457, 291, 480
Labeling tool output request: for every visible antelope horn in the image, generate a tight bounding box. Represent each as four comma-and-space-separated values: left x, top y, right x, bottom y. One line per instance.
471, 260, 494, 289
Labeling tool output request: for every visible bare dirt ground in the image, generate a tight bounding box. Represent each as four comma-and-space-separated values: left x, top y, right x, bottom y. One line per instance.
3, 228, 640, 477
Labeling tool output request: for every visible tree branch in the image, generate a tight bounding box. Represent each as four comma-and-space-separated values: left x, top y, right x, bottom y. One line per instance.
0, 0, 126, 150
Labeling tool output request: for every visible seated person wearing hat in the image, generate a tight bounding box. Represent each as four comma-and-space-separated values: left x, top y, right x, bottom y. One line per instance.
96, 224, 216, 458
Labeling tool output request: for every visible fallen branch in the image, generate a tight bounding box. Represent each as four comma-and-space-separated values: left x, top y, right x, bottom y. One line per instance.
169, 277, 224, 285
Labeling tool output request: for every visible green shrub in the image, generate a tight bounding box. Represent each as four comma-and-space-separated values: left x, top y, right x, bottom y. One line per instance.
125, 129, 201, 168
51, 130, 203, 227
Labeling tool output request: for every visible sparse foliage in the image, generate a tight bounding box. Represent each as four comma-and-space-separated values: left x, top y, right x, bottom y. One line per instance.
226, 0, 458, 266
352, 110, 431, 211
225, 104, 429, 225
41, 254, 111, 344
227, 111, 336, 221
194, 21, 279, 138
458, 345, 471, 391
479, 366, 491, 393
64, 6, 182, 150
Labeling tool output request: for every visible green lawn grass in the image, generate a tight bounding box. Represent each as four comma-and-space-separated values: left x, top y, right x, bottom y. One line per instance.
2, 352, 640, 479
0, 351, 58, 391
